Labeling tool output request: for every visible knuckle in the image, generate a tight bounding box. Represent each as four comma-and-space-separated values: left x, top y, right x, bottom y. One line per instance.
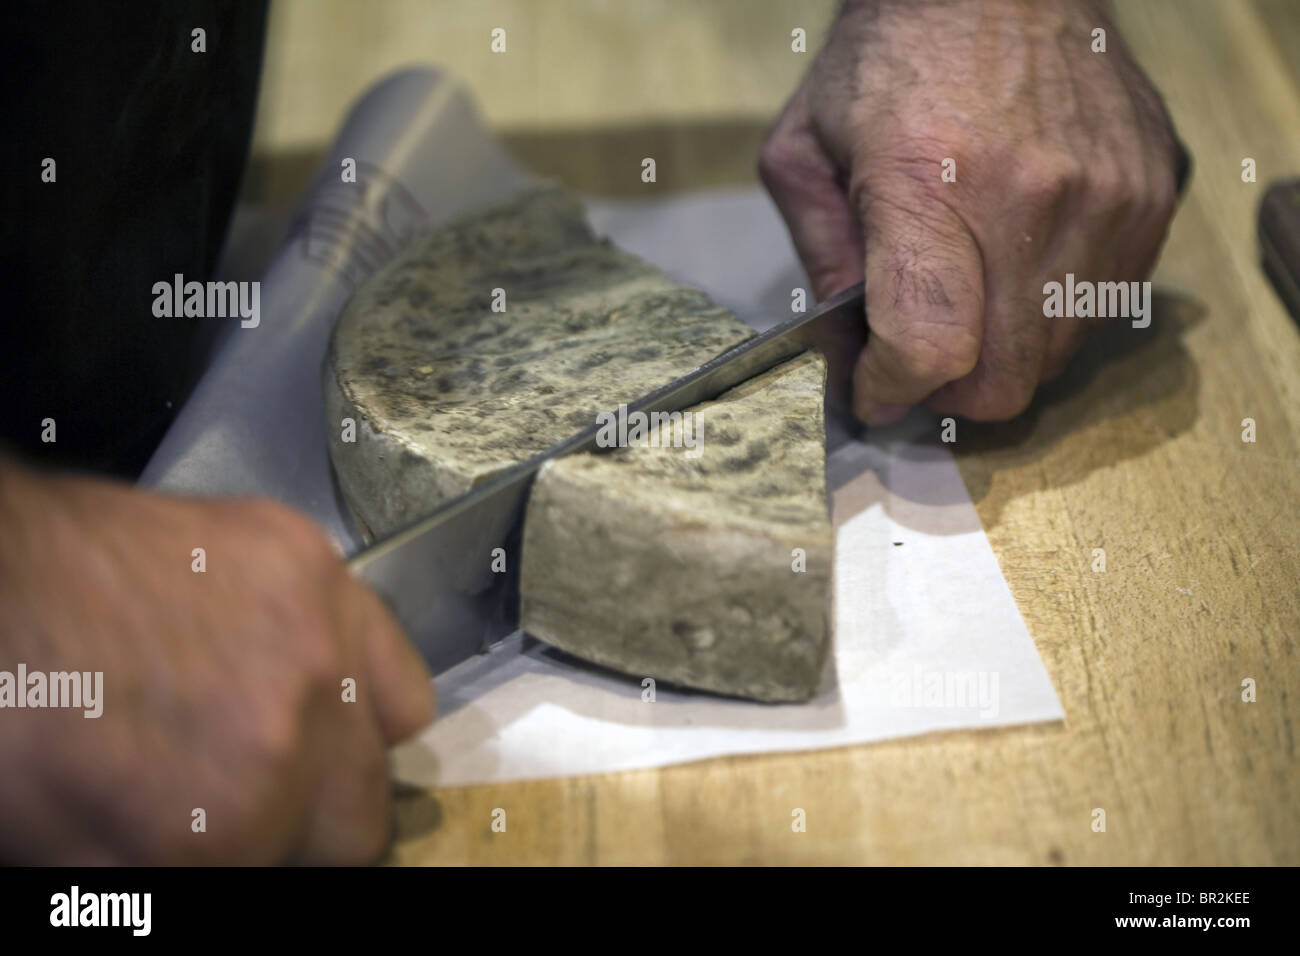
1084, 170, 1140, 235
1086, 158, 1134, 210
293, 624, 347, 685
757, 132, 805, 188
1016, 149, 1085, 211
248, 693, 309, 773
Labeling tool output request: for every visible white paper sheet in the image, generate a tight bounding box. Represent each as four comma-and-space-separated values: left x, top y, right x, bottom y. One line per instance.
391, 408, 1064, 787
142, 68, 1063, 788
393, 187, 1063, 787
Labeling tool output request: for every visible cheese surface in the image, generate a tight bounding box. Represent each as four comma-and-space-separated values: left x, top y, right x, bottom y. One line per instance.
327, 186, 833, 703
520, 351, 833, 702
325, 186, 755, 538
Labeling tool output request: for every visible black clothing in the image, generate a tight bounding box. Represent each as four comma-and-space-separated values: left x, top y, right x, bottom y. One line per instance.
1, 0, 268, 477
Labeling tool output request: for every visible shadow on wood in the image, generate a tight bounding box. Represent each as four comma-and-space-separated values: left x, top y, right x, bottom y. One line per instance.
950, 290, 1207, 528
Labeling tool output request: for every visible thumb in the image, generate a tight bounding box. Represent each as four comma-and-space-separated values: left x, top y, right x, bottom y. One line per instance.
852, 179, 985, 425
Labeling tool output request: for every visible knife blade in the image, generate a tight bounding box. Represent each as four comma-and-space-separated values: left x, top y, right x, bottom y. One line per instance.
348, 281, 867, 674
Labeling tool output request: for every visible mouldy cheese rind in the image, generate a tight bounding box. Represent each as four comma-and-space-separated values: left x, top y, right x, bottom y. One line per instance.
325, 185, 756, 539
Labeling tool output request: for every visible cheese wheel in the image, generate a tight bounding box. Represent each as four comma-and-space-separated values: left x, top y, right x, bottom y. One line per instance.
325, 185, 756, 539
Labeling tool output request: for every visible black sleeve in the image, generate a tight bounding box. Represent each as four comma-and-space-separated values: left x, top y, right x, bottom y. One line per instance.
0, 0, 269, 477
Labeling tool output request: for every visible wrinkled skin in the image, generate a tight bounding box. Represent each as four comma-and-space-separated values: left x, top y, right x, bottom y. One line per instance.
761, 0, 1188, 424
0, 461, 434, 864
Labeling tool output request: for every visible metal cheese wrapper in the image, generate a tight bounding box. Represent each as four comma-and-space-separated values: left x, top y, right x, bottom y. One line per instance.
141, 67, 536, 553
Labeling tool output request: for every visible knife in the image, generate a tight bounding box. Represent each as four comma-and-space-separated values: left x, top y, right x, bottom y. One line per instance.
348, 281, 867, 674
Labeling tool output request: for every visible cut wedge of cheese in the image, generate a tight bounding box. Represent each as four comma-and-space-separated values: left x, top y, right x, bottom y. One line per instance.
520, 351, 833, 702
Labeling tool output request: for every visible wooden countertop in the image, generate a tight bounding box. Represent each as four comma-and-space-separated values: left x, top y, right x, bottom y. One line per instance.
376, 0, 1300, 864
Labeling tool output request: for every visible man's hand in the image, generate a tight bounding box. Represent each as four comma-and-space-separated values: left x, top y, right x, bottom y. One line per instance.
760, 0, 1187, 424
0, 461, 434, 864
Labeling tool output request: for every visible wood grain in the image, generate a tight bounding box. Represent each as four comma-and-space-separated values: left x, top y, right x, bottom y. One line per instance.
346, 0, 1299, 865
253, 0, 837, 152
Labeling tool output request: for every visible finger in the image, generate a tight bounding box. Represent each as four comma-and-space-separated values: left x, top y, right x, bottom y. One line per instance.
927, 275, 1054, 419
759, 85, 865, 301
928, 149, 1083, 419
296, 692, 393, 865
851, 177, 984, 425
1040, 242, 1131, 384
1041, 138, 1174, 382
349, 580, 436, 744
